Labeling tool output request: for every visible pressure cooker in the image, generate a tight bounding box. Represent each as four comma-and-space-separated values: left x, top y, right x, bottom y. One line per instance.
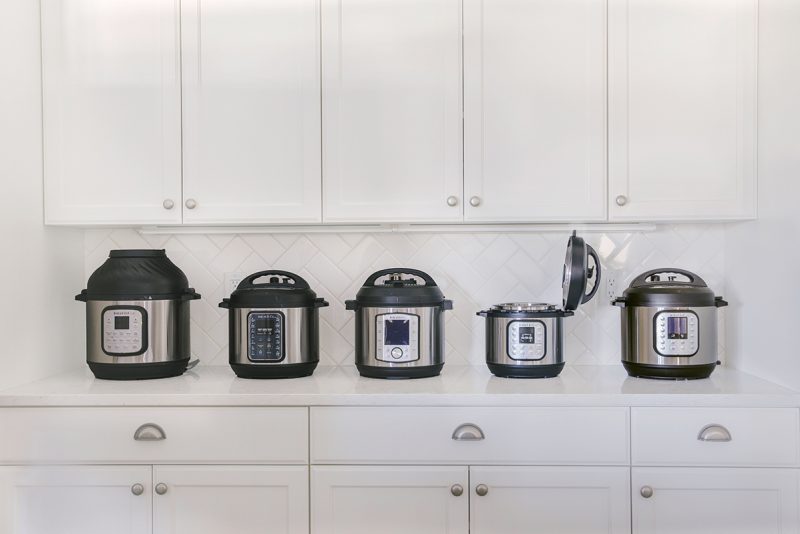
613, 268, 728, 379
219, 270, 329, 379
478, 232, 601, 378
346, 268, 452, 379
76, 250, 200, 380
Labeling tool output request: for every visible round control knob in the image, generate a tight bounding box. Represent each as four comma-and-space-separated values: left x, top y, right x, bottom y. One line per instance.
615, 195, 628, 206
469, 196, 482, 207
475, 484, 489, 497
131, 484, 144, 496
446, 196, 459, 207
640, 486, 654, 499
162, 199, 174, 210
155, 483, 168, 496
185, 199, 198, 210
391, 347, 403, 359
450, 484, 464, 497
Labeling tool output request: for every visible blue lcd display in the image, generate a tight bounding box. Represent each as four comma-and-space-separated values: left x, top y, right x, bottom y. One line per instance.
384, 319, 410, 346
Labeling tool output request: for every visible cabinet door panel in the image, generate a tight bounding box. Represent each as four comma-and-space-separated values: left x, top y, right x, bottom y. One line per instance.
470, 466, 630, 534
181, 0, 321, 224
42, 0, 181, 225
153, 466, 308, 534
0, 465, 152, 534
633, 468, 800, 534
312, 466, 468, 534
608, 0, 757, 220
464, 0, 606, 222
322, 0, 463, 223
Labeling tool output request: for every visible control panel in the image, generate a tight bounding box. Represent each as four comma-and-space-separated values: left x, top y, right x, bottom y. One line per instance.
102, 306, 146, 356
654, 311, 699, 356
376, 313, 419, 363
248, 312, 284, 362
506, 320, 546, 360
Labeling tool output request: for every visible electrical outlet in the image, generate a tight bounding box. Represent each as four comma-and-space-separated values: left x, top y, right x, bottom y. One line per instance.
224, 272, 245, 298
605, 269, 622, 301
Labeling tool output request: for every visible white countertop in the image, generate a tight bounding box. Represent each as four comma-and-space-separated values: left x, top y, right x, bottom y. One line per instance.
0, 365, 797, 408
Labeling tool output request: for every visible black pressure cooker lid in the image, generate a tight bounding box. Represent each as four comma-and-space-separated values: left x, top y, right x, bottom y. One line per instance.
345, 268, 453, 309
562, 232, 602, 312
76, 249, 200, 301
616, 268, 727, 307
220, 270, 329, 309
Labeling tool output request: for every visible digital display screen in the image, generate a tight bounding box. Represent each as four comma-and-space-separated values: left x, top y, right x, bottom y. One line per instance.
518, 327, 536, 344
667, 317, 688, 339
255, 318, 275, 336
114, 316, 130, 330
384, 319, 410, 346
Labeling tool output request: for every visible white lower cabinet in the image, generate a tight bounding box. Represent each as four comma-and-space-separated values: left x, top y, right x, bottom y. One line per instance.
632, 467, 800, 534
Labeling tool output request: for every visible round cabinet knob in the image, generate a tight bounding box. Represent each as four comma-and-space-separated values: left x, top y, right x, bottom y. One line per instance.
162, 199, 174, 210
131, 483, 144, 496
446, 196, 459, 207
155, 483, 168, 496
615, 195, 628, 206
640, 486, 654, 499
450, 484, 464, 497
469, 196, 482, 207
185, 199, 198, 210
475, 484, 489, 497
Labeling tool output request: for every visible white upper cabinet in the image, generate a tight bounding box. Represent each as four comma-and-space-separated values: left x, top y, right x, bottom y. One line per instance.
180, 0, 322, 224
608, 0, 757, 221
321, 0, 463, 223
463, 0, 607, 222
42, 0, 182, 225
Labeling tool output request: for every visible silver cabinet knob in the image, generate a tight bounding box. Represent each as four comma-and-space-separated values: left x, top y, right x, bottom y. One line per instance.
615, 195, 628, 206
155, 483, 168, 495
475, 484, 489, 497
469, 196, 481, 207
133, 423, 167, 441
185, 198, 197, 209
131, 483, 144, 496
446, 196, 459, 207
450, 484, 464, 497
452, 423, 485, 441
697, 424, 732, 442
640, 486, 654, 499
162, 199, 175, 210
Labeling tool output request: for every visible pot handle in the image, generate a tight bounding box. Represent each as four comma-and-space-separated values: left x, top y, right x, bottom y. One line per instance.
363, 268, 438, 287
239, 270, 311, 290
612, 297, 626, 307
315, 298, 330, 308
345, 300, 358, 311
581, 245, 602, 304
75, 290, 88, 302
442, 299, 453, 311
181, 288, 201, 301
219, 298, 230, 309
715, 297, 729, 308
631, 268, 707, 288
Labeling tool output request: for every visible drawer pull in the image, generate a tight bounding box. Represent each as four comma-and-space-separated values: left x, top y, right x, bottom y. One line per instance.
450, 484, 464, 497
452, 423, 485, 441
697, 424, 732, 442
155, 483, 168, 495
134, 423, 167, 442
131, 483, 144, 496
475, 484, 489, 497
640, 486, 654, 499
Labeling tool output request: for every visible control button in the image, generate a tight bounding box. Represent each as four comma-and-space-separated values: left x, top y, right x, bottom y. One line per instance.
391, 347, 403, 359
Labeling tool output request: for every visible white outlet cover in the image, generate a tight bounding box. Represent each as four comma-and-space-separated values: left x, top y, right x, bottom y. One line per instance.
223, 272, 245, 298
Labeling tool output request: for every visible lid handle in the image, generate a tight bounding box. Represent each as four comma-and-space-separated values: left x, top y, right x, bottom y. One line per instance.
238, 270, 310, 290
631, 268, 707, 288
582, 245, 602, 304
363, 268, 438, 287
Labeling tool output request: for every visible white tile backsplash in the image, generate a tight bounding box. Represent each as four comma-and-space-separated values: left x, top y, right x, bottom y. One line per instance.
84, 225, 726, 367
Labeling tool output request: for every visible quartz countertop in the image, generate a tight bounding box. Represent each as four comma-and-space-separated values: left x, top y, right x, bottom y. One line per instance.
0, 365, 797, 408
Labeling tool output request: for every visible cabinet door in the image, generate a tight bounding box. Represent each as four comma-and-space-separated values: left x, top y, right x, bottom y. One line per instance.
0, 465, 152, 534
470, 466, 630, 534
608, 0, 757, 221
633, 468, 800, 534
312, 466, 468, 534
181, 0, 322, 224
463, 0, 606, 222
42, 0, 182, 225
322, 0, 463, 223
153, 466, 308, 534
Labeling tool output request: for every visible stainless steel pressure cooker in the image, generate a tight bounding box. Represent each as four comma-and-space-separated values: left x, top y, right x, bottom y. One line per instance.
76, 250, 201, 380
219, 270, 329, 379
613, 268, 728, 380
346, 268, 452, 379
478, 232, 601, 378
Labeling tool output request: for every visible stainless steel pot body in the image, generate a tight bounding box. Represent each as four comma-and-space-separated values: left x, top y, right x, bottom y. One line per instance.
228, 307, 319, 366
86, 299, 190, 365
484, 315, 563, 367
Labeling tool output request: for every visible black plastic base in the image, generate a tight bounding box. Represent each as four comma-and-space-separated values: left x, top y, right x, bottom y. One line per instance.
623, 361, 717, 380
88, 359, 189, 380
231, 361, 318, 379
356, 363, 444, 379
487, 362, 565, 379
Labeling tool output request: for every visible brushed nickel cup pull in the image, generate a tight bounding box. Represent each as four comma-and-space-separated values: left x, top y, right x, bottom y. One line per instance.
155, 483, 168, 495
446, 196, 459, 207
475, 484, 489, 497
162, 199, 175, 210
131, 483, 144, 496
697, 424, 732, 442
452, 423, 485, 441
450, 484, 464, 497
640, 486, 654, 499
469, 196, 482, 207
134, 423, 167, 441
185, 198, 198, 209
615, 195, 628, 206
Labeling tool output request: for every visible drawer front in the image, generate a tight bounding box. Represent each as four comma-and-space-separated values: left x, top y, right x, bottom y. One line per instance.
632, 407, 800, 467
0, 407, 308, 464
311, 407, 629, 465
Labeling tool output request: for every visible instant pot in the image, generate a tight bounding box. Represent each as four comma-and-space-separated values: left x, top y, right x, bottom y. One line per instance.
219, 270, 329, 379
478, 232, 601, 378
613, 268, 728, 379
76, 250, 200, 380
346, 268, 452, 379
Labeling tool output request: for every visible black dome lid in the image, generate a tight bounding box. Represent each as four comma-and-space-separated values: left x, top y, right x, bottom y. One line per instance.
78, 249, 200, 301
346, 268, 453, 309
220, 270, 329, 309
617, 268, 726, 307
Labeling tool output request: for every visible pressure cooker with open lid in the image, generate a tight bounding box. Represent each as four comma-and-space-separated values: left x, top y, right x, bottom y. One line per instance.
613, 268, 728, 380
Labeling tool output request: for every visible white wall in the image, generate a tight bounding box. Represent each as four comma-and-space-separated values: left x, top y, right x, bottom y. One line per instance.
725, 0, 800, 389
0, 0, 85, 390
